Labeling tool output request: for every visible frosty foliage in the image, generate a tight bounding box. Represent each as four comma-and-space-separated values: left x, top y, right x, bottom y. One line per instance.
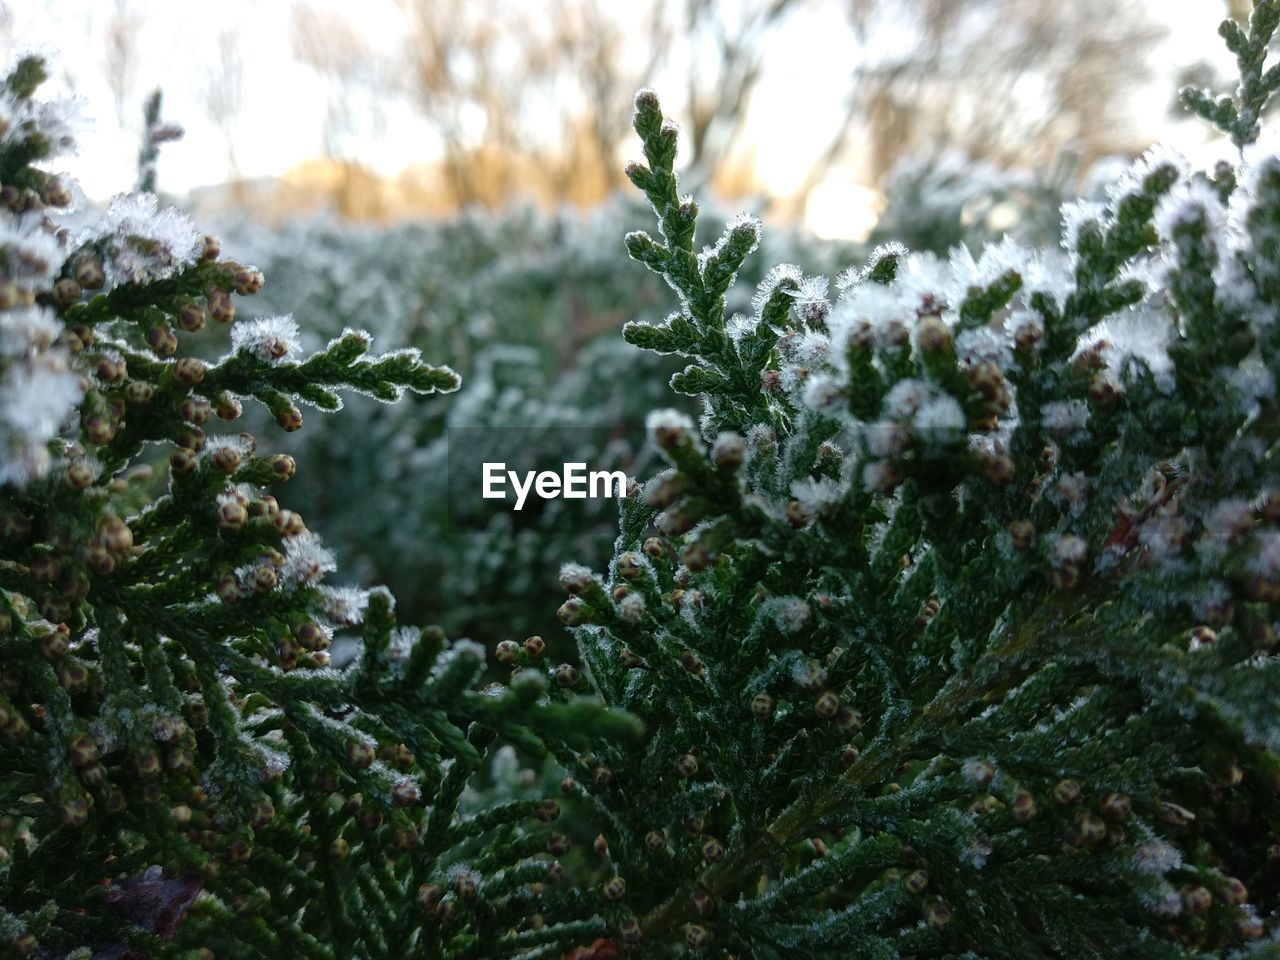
543, 26, 1280, 953
214, 199, 851, 645
1, 55, 622, 960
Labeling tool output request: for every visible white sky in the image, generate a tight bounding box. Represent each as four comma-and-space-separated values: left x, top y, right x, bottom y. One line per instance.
3, 0, 1243, 206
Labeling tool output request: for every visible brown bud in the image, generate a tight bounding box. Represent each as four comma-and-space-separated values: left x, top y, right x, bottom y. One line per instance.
276, 406, 302, 432
62, 794, 90, 827
1221, 876, 1248, 906
814, 690, 840, 719
174, 357, 206, 386
1008, 520, 1035, 550
211, 446, 242, 475
925, 900, 951, 930
84, 415, 115, 445
915, 315, 952, 354
619, 918, 641, 945
454, 873, 477, 899
216, 574, 241, 603
1011, 789, 1037, 823
415, 883, 442, 910
177, 301, 207, 332
69, 733, 99, 768
1181, 884, 1212, 914
346, 739, 375, 769
903, 869, 929, 895
1052, 779, 1082, 805
534, 799, 560, 822
391, 779, 420, 806
146, 325, 178, 357
983, 453, 1016, 485
642, 537, 666, 559
1099, 792, 1130, 822
217, 501, 247, 532
207, 288, 235, 323
65, 460, 94, 490
52, 277, 81, 308
211, 395, 241, 421
233, 266, 265, 295
126, 381, 154, 405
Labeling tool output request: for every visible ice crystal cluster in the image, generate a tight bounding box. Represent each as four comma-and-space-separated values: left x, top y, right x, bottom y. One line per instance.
0, 62, 82, 489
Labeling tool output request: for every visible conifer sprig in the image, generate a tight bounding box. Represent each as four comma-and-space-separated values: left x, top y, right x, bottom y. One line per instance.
0, 57, 637, 960
534, 12, 1280, 955
1182, 0, 1280, 148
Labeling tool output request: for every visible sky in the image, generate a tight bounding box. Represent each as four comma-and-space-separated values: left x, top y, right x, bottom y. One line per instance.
3, 0, 1245, 236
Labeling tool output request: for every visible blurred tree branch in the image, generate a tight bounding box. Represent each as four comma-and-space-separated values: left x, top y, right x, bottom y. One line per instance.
290, 0, 1161, 216
202, 28, 246, 207
787, 0, 1163, 214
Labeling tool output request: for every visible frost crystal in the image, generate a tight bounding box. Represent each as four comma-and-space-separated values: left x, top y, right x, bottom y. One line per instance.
281, 532, 337, 585
1040, 400, 1090, 437
787, 275, 831, 325
231, 315, 302, 363
753, 263, 802, 314
647, 408, 700, 451
1133, 840, 1181, 876
318, 585, 371, 626
1154, 178, 1225, 241
1061, 199, 1106, 254
765, 597, 811, 634
913, 395, 966, 437
79, 193, 202, 286
884, 379, 931, 419
618, 593, 646, 624
791, 477, 842, 511
1078, 308, 1174, 392
0, 308, 80, 486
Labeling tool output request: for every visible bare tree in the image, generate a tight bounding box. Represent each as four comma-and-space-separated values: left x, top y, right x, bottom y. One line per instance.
202, 28, 246, 206
676, 0, 802, 182
790, 0, 1163, 209
290, 0, 1162, 217
103, 0, 140, 128
386, 0, 805, 206
291, 5, 393, 217
0, 4, 16, 60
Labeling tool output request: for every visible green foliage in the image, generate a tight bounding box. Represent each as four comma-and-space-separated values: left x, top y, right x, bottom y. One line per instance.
215, 205, 852, 648
533, 9, 1280, 956
0, 58, 639, 960
1183, 0, 1280, 148
8, 2, 1280, 957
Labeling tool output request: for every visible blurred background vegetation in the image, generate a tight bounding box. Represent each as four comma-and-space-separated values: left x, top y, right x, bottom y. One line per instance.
5, 0, 1254, 653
